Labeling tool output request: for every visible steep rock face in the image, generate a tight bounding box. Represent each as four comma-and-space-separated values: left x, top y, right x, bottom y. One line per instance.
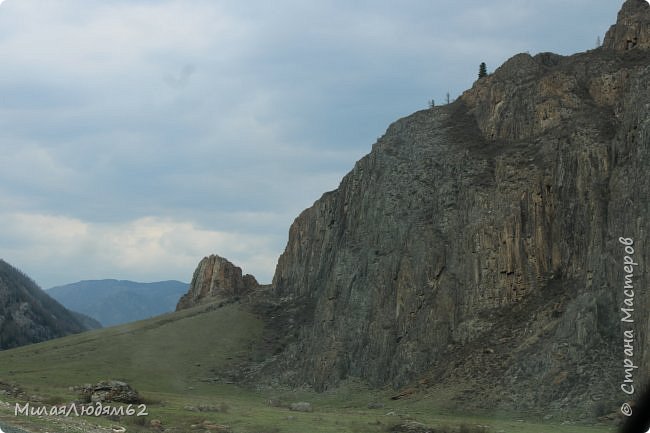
603, 0, 650, 51
177, 255, 258, 311
271, 1, 649, 415
0, 259, 88, 350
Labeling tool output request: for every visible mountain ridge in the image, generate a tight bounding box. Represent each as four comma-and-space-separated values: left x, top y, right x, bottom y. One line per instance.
0, 259, 89, 350
47, 279, 189, 327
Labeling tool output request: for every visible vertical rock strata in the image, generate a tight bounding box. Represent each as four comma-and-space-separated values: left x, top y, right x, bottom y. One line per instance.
603, 0, 650, 51
270, 0, 650, 414
176, 255, 258, 311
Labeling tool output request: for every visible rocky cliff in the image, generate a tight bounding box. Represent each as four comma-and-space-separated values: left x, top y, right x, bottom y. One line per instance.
0, 259, 88, 350
604, 0, 650, 51
269, 0, 650, 416
177, 255, 259, 311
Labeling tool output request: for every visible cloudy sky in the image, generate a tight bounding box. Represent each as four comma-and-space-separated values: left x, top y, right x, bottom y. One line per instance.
0, 0, 622, 288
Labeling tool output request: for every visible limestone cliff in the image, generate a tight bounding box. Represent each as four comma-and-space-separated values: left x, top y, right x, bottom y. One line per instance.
269, 0, 650, 416
176, 255, 258, 311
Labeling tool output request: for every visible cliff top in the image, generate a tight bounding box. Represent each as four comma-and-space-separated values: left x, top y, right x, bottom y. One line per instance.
603, 0, 650, 50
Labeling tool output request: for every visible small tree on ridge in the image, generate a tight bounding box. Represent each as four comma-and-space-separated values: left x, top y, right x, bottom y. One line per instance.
478, 62, 487, 79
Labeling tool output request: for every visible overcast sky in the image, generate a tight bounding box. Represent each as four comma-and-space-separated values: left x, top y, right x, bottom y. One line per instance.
0, 0, 623, 288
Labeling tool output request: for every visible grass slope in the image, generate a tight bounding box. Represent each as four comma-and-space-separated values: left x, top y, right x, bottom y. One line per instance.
0, 300, 261, 394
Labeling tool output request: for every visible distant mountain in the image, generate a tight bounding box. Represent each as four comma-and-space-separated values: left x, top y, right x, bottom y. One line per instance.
47, 280, 189, 327
0, 259, 88, 350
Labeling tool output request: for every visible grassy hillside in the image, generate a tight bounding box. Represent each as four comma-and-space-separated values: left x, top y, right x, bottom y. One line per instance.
0, 299, 261, 394
0, 299, 617, 433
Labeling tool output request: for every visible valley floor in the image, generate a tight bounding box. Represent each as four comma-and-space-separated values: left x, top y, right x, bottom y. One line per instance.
0, 300, 619, 433
0, 384, 619, 433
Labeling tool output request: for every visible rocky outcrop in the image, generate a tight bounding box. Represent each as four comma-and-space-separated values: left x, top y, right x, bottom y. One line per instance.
0, 259, 88, 350
79, 380, 141, 403
269, 0, 650, 417
603, 0, 650, 51
176, 255, 258, 311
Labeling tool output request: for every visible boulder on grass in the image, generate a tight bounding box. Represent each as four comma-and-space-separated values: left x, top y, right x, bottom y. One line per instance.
289, 402, 312, 412
79, 380, 141, 403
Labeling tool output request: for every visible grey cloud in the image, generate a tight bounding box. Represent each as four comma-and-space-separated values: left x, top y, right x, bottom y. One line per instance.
164, 64, 196, 89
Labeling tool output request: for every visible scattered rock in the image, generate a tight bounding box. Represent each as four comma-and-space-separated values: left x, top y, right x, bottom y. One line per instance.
0, 381, 23, 398
389, 421, 434, 433
367, 402, 385, 409
201, 421, 232, 432
266, 398, 284, 407
289, 402, 312, 412
598, 412, 619, 422
200, 404, 219, 412
391, 388, 416, 400
184, 402, 228, 412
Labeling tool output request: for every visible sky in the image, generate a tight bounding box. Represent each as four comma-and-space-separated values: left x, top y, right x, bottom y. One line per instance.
0, 0, 624, 288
